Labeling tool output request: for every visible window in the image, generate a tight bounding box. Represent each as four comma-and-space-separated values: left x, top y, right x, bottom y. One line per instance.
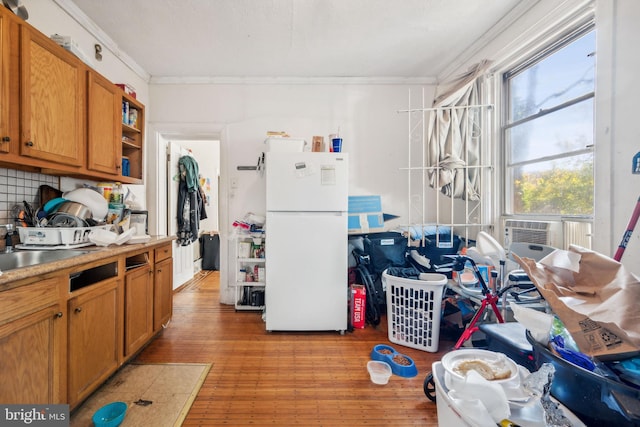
503, 25, 595, 217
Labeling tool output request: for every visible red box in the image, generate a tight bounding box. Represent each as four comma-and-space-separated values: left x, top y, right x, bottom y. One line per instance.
115, 83, 137, 99
351, 284, 366, 329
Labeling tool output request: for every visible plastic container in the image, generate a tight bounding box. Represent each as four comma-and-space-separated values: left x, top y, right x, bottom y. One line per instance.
92, 401, 127, 427
384, 271, 448, 352
370, 344, 418, 377
526, 330, 640, 426
97, 182, 114, 201
110, 182, 123, 204
432, 361, 586, 427
479, 322, 535, 372
367, 360, 392, 385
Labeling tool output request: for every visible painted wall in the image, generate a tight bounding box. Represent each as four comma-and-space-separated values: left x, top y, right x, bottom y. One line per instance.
594, 0, 640, 272
149, 83, 434, 302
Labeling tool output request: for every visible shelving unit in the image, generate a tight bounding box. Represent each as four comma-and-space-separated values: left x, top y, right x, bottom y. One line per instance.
234, 234, 266, 311
399, 88, 494, 246
120, 92, 144, 183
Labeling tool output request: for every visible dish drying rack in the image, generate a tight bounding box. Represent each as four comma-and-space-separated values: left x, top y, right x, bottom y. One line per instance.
17, 225, 113, 249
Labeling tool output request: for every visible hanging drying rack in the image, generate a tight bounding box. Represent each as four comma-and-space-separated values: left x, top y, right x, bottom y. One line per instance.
398, 88, 495, 248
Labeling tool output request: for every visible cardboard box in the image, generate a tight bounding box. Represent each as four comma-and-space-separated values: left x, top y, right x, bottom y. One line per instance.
348, 195, 384, 234
115, 83, 137, 98
351, 284, 366, 329
264, 137, 307, 152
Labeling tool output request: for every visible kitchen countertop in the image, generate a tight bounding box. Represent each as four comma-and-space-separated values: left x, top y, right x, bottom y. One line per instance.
0, 235, 174, 287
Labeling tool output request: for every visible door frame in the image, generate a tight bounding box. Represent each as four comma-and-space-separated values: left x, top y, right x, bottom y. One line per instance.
146, 124, 231, 297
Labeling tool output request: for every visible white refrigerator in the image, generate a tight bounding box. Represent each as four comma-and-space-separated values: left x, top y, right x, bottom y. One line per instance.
265, 151, 349, 332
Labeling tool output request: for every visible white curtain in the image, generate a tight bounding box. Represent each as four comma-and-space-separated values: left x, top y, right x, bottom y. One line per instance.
427, 60, 492, 201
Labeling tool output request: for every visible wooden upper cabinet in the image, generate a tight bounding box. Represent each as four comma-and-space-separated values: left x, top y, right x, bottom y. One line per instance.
0, 12, 8, 154
87, 70, 120, 175
0, 9, 19, 156
20, 25, 85, 167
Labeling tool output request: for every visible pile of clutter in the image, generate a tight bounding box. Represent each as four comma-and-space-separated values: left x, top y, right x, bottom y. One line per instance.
232, 212, 265, 235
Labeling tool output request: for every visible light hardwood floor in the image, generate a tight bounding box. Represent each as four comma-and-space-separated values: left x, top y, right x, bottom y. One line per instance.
136, 270, 454, 426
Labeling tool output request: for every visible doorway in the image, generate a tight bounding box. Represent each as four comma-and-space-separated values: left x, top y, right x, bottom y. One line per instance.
150, 131, 221, 290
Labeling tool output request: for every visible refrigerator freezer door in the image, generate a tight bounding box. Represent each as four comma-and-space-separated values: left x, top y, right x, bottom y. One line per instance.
266, 152, 348, 212
265, 211, 348, 331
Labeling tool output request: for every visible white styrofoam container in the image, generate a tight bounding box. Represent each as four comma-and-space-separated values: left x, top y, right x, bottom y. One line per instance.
264, 137, 307, 152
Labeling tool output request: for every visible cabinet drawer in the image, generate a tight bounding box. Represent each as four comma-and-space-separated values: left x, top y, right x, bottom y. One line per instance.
155, 244, 172, 262
0, 277, 60, 324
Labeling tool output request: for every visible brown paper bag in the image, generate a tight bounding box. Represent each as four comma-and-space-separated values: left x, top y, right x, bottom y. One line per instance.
516, 246, 640, 360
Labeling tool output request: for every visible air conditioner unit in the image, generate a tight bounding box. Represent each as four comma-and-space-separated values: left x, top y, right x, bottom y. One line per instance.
503, 219, 562, 248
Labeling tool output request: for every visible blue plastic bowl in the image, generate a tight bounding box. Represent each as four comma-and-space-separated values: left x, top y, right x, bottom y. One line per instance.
370, 344, 418, 378
92, 401, 127, 427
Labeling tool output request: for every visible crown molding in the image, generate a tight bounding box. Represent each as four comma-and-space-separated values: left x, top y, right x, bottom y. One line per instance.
53, 0, 151, 82
149, 75, 436, 86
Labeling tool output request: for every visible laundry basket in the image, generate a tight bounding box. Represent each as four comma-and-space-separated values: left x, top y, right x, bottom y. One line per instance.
384, 270, 448, 352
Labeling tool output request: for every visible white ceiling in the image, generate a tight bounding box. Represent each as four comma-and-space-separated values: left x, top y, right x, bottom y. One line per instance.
66, 0, 528, 82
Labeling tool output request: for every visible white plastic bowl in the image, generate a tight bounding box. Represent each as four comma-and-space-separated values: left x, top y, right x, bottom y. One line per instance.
367, 360, 392, 385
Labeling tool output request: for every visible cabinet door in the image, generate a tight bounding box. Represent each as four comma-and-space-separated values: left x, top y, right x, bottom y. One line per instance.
124, 264, 153, 357
0, 304, 65, 404
154, 256, 173, 332
68, 279, 119, 407
20, 26, 84, 166
87, 70, 120, 175
0, 11, 8, 153
0, 9, 19, 156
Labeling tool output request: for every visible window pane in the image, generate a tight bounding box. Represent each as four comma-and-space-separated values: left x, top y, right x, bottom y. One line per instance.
511, 153, 594, 215
507, 98, 593, 164
509, 31, 595, 121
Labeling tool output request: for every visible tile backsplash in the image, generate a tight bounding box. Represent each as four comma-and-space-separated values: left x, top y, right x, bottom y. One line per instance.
0, 168, 60, 225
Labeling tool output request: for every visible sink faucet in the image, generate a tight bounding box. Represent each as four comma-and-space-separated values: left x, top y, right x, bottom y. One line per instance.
2, 224, 15, 253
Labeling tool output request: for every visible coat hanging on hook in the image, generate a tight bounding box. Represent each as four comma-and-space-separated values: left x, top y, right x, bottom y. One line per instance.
177, 154, 207, 245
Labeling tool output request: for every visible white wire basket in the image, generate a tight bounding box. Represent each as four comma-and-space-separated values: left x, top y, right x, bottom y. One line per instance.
384, 270, 448, 352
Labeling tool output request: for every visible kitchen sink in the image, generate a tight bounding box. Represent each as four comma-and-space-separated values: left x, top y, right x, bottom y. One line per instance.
0, 250, 90, 272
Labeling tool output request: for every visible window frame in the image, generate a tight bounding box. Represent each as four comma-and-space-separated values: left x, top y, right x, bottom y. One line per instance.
500, 21, 596, 220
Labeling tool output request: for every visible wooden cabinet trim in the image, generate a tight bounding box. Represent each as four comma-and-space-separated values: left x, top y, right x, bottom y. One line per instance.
0, 277, 60, 325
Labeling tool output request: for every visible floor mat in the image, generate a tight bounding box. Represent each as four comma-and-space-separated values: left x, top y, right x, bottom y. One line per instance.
70, 362, 211, 427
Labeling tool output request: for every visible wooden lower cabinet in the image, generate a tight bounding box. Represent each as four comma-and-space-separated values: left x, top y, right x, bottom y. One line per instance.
153, 246, 173, 332
0, 276, 65, 404
0, 303, 65, 404
124, 262, 153, 357
0, 241, 172, 407
67, 278, 120, 407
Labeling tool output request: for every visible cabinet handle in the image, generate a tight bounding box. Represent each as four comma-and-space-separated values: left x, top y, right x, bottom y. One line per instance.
1, 136, 9, 142
74, 307, 83, 313
55, 311, 63, 318
25, 141, 34, 147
